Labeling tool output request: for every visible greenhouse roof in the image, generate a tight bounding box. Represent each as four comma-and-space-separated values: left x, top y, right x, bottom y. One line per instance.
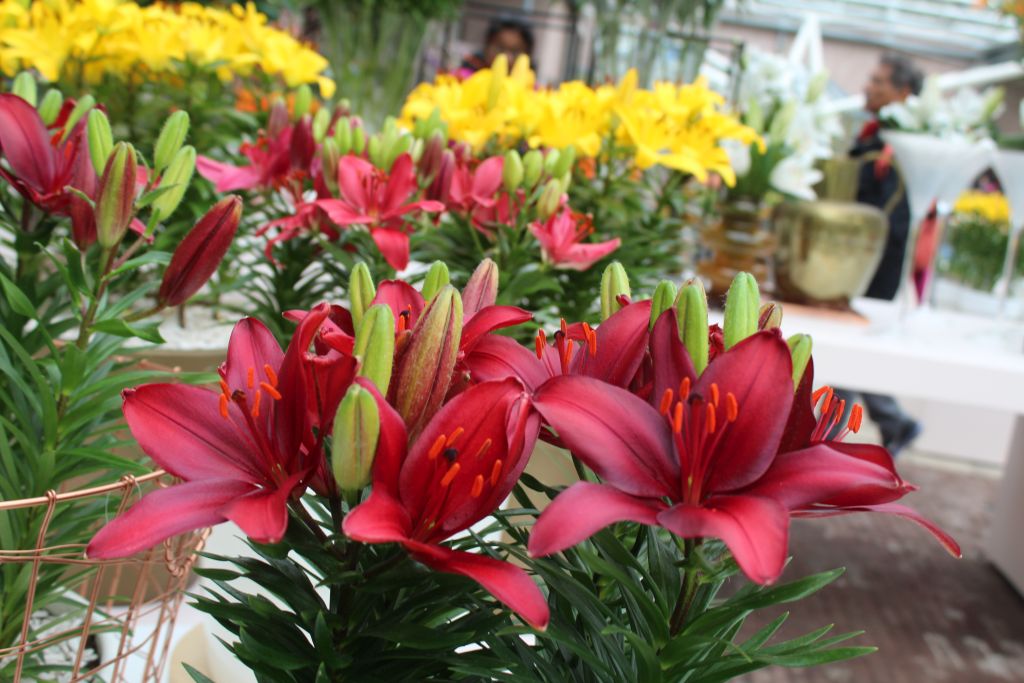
720, 0, 1020, 62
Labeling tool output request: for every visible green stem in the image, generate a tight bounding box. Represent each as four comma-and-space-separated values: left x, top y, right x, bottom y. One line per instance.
669, 538, 701, 636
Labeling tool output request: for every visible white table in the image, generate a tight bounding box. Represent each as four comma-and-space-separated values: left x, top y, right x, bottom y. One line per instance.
777, 299, 1024, 595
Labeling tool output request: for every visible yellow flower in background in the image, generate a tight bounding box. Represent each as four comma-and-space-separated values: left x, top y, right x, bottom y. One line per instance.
0, 0, 335, 97
401, 61, 759, 184
953, 190, 1011, 226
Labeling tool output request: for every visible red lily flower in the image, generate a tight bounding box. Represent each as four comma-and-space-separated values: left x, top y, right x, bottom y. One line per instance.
196, 116, 313, 194
87, 313, 325, 558
529, 208, 620, 271
465, 299, 652, 393
528, 318, 958, 584
343, 378, 548, 629
315, 153, 445, 270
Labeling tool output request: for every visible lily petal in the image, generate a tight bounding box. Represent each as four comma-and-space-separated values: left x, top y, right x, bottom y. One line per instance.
649, 309, 697, 406
794, 503, 962, 558
221, 472, 304, 544
370, 228, 411, 271
342, 489, 414, 544
657, 495, 789, 584
460, 305, 532, 354
196, 156, 264, 193
529, 481, 664, 556
0, 93, 56, 193
464, 335, 553, 392
87, 479, 253, 559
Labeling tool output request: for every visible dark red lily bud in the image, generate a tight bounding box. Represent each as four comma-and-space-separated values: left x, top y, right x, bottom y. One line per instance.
267, 100, 289, 138
290, 115, 316, 170
158, 196, 242, 306
416, 131, 446, 182
426, 149, 455, 203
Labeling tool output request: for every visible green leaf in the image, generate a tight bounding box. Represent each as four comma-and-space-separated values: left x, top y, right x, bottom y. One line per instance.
90, 318, 165, 344
0, 272, 35, 318
105, 251, 172, 280
182, 663, 216, 683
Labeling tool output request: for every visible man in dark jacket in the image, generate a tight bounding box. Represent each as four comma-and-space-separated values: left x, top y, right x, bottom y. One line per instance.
844, 54, 924, 455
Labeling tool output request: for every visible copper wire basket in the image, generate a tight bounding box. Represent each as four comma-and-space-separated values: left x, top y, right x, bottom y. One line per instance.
0, 471, 208, 682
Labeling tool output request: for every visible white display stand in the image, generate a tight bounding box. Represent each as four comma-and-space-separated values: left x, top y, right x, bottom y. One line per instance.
780, 299, 1024, 595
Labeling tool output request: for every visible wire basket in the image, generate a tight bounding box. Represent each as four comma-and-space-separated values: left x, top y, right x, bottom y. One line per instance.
0, 471, 208, 682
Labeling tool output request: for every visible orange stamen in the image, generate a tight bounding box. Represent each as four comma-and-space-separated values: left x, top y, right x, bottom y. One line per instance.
849, 404, 863, 433
260, 382, 282, 400
710, 383, 720, 407
679, 376, 691, 399
218, 394, 229, 418
582, 322, 597, 356
251, 389, 262, 418
705, 403, 716, 434
535, 330, 547, 359
490, 459, 503, 486
725, 392, 738, 422
445, 427, 465, 447
263, 364, 278, 386
659, 388, 674, 415
427, 434, 447, 461
397, 310, 410, 334
470, 474, 485, 498
474, 438, 493, 459
820, 388, 834, 415
440, 463, 461, 487
247, 367, 255, 389
672, 401, 683, 433
812, 385, 831, 405
560, 318, 568, 337
219, 379, 230, 397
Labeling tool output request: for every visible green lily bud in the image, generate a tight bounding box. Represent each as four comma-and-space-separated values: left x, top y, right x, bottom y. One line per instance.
353, 304, 395, 395
349, 262, 376, 328
768, 101, 796, 145
552, 145, 576, 178
536, 178, 562, 220
151, 145, 196, 222
409, 137, 424, 163
558, 170, 572, 194
153, 110, 189, 173
758, 301, 783, 330
522, 149, 544, 189
600, 261, 631, 321
723, 272, 760, 349
383, 134, 412, 170
331, 384, 380, 494
293, 84, 312, 119
503, 150, 524, 192
86, 109, 114, 176
320, 138, 341, 195
352, 125, 366, 155
60, 94, 95, 143
334, 116, 352, 154
787, 333, 813, 389
96, 142, 138, 249
37, 89, 63, 125
395, 285, 463, 438
675, 278, 709, 375
312, 106, 331, 143
367, 135, 383, 168
11, 72, 36, 106
543, 149, 561, 175
421, 261, 450, 301
649, 280, 677, 331
745, 97, 764, 133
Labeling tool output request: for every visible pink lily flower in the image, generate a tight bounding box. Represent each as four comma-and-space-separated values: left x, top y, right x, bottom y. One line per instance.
529, 208, 621, 271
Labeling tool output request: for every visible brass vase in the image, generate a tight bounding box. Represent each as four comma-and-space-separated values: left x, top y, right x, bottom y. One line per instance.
772, 200, 887, 307
697, 200, 775, 296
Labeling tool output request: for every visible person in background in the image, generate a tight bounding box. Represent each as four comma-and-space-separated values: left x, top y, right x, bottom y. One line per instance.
841, 53, 926, 456
459, 18, 534, 75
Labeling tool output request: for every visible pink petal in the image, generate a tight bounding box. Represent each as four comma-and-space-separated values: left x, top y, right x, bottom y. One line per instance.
533, 376, 678, 498
342, 489, 413, 544
221, 473, 303, 544
122, 385, 262, 483
406, 540, 550, 630
657, 495, 789, 584
462, 260, 499, 316
793, 502, 961, 558
195, 156, 263, 193
0, 93, 56, 193
649, 309, 697, 408
315, 198, 373, 226
381, 153, 418, 214
222, 318, 284, 393
471, 156, 504, 202
371, 228, 411, 271
337, 154, 374, 210
556, 238, 621, 271
460, 305, 532, 354
87, 479, 253, 559
529, 482, 664, 557
371, 280, 425, 327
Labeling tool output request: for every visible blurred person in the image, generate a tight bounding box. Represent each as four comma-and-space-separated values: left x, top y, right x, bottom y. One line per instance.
841, 53, 926, 456
459, 18, 534, 74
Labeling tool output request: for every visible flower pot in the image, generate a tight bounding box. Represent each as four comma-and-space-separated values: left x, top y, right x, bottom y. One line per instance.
772, 199, 887, 307
697, 201, 775, 296
0, 471, 207, 682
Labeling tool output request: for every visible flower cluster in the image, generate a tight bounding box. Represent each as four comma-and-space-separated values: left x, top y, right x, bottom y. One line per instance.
89, 262, 959, 639
880, 77, 1002, 142
940, 190, 1020, 291
0, 0, 335, 97
400, 56, 759, 182
953, 189, 1011, 225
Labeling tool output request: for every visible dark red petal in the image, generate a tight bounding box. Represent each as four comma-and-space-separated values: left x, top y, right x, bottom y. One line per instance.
371, 228, 410, 271
582, 300, 652, 387
87, 479, 253, 559
222, 317, 284, 393
740, 443, 909, 510
159, 196, 242, 306
355, 377, 409, 499
533, 376, 678, 498
123, 385, 262, 483
657, 495, 790, 584
337, 154, 373, 209
463, 335, 552, 392
406, 540, 549, 630
342, 489, 413, 543
529, 481, 665, 557
698, 332, 794, 493
779, 357, 817, 454
793, 503, 961, 558
0, 93, 56, 193
372, 280, 425, 327
460, 305, 532, 354
222, 471, 305, 544
649, 309, 697, 409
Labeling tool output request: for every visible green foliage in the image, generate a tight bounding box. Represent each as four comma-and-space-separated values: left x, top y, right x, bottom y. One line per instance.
938, 215, 1023, 291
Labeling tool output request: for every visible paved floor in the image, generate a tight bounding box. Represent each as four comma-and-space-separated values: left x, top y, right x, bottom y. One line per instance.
743, 457, 1024, 682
